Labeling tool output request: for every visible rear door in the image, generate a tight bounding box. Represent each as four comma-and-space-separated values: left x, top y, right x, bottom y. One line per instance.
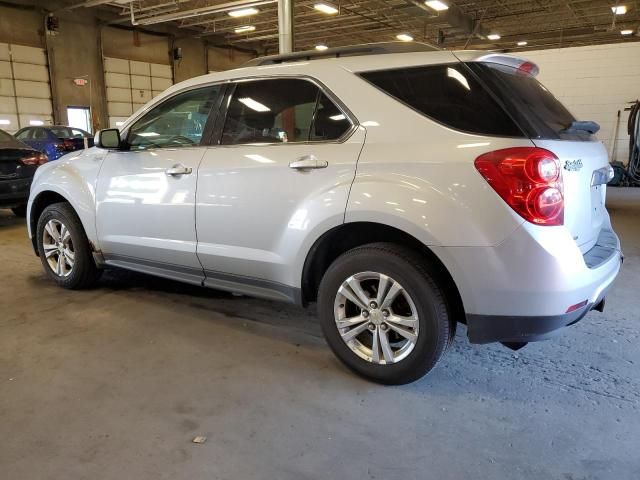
195, 78, 362, 295
466, 61, 608, 252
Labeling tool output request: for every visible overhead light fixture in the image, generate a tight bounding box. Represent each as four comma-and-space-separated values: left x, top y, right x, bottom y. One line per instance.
313, 2, 338, 14
517, 40, 528, 46
487, 33, 501, 40
425, 1, 449, 11
620, 29, 634, 35
396, 33, 414, 42
228, 7, 259, 17
30, 120, 44, 126
239, 97, 270, 112
329, 114, 345, 121
611, 5, 627, 15
315, 43, 329, 51
234, 25, 256, 33
0, 119, 10, 125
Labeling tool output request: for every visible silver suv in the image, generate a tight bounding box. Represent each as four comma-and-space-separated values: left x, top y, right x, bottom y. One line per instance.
28, 44, 622, 384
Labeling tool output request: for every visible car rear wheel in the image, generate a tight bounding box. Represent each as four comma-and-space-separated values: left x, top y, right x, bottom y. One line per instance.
318, 243, 451, 385
36, 202, 102, 289
11, 205, 27, 217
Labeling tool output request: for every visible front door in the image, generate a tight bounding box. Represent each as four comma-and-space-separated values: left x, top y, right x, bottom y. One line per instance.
95, 85, 222, 284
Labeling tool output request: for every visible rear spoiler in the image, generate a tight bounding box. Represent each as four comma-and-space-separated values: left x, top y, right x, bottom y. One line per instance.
454, 52, 539, 77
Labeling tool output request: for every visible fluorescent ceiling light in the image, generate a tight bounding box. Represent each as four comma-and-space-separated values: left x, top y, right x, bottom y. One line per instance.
611, 5, 627, 15
396, 33, 414, 42
315, 43, 329, 51
425, 1, 449, 11
487, 33, 501, 40
517, 41, 528, 46
620, 29, 634, 35
138, 132, 160, 137
234, 25, 256, 33
314, 3, 338, 14
229, 7, 259, 17
329, 114, 345, 121
30, 120, 44, 126
0, 119, 10, 125
115, 121, 124, 126
239, 97, 270, 112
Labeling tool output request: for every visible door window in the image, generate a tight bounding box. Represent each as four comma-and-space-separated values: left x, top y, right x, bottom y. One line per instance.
15, 129, 32, 140
32, 128, 49, 140
127, 86, 221, 151
221, 79, 351, 145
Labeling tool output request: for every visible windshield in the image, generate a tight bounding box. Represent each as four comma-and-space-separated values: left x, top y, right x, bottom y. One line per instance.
466, 62, 578, 140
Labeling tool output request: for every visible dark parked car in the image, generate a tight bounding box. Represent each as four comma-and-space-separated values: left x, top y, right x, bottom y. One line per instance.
0, 129, 47, 217
14, 126, 94, 161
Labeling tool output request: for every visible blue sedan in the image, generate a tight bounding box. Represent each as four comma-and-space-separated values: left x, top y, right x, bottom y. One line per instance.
14, 126, 94, 161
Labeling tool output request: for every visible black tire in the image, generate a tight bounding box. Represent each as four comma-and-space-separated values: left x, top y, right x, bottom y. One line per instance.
11, 205, 27, 217
318, 243, 451, 385
36, 202, 102, 289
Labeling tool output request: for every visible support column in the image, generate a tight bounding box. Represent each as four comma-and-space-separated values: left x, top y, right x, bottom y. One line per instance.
278, 0, 294, 54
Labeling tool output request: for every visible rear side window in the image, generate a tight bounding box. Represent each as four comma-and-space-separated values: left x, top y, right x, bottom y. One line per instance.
221, 79, 351, 145
360, 64, 522, 137
15, 129, 32, 140
466, 63, 576, 139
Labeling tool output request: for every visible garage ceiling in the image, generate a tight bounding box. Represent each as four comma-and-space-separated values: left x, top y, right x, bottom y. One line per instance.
73, 0, 640, 53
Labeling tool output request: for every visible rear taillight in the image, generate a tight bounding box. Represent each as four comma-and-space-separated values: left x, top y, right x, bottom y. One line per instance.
21, 153, 48, 166
474, 147, 564, 226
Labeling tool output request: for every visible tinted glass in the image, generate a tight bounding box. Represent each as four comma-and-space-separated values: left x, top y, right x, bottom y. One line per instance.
222, 79, 320, 145
467, 62, 576, 139
311, 93, 351, 141
128, 86, 220, 150
360, 64, 522, 137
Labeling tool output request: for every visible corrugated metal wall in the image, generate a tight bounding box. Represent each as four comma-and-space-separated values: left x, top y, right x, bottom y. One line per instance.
104, 57, 173, 128
0, 43, 53, 133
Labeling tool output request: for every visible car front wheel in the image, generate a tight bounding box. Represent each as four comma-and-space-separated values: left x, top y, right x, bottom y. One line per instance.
318, 243, 452, 385
36, 202, 102, 289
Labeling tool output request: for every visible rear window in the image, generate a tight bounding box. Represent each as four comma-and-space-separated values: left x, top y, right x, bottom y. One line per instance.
466, 62, 576, 139
49, 127, 73, 139
360, 64, 523, 137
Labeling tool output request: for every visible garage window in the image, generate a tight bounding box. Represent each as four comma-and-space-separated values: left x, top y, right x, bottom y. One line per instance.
360, 64, 523, 137
221, 79, 351, 145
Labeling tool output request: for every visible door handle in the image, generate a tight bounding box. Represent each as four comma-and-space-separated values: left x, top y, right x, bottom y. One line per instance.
165, 164, 193, 176
289, 155, 328, 170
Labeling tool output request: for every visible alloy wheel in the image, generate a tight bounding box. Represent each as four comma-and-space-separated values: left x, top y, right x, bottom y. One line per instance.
42, 219, 75, 277
333, 271, 420, 364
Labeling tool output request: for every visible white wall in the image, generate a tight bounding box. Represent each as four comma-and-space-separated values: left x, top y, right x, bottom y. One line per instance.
523, 42, 640, 164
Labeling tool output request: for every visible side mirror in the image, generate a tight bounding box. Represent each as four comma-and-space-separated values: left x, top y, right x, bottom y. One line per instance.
95, 129, 121, 149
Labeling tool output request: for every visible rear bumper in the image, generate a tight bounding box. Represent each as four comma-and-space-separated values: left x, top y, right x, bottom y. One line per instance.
433, 220, 622, 344
0, 177, 32, 207
466, 287, 610, 344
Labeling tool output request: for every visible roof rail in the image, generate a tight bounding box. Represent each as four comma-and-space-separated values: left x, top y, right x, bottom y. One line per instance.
243, 41, 440, 67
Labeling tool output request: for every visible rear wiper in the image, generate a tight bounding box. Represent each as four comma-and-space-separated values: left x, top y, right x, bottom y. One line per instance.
561, 120, 600, 134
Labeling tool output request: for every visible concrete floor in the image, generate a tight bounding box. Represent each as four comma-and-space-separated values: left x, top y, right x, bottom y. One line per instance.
1, 189, 639, 480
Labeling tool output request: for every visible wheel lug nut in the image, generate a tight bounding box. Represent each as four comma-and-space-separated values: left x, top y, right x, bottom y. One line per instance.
369, 301, 377, 309
368, 323, 376, 331
382, 309, 390, 317
362, 311, 369, 318
380, 324, 388, 331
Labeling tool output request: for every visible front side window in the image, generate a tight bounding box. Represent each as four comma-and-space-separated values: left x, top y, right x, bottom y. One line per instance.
127, 86, 221, 151
33, 129, 49, 140
15, 129, 31, 140
221, 79, 351, 145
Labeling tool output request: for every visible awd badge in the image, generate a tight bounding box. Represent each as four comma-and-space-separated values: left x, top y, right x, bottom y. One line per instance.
564, 159, 583, 172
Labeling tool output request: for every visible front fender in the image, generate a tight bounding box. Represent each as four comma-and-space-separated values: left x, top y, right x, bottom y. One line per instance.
28, 149, 106, 248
